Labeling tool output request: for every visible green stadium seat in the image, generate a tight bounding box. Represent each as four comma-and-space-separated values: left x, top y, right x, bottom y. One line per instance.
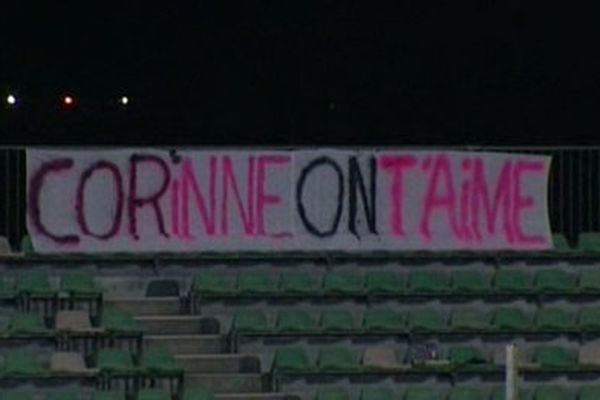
579, 386, 600, 400
578, 270, 600, 292
272, 347, 311, 372
279, 271, 318, 295
322, 270, 364, 295
533, 386, 570, 400
450, 309, 490, 332
276, 309, 316, 332
490, 387, 529, 400
360, 387, 394, 400
534, 269, 575, 293
136, 389, 171, 400
0, 278, 14, 298
408, 309, 447, 332
192, 271, 233, 295
448, 387, 485, 400
97, 348, 135, 372
408, 270, 449, 294
451, 270, 491, 294
404, 387, 446, 400
493, 270, 532, 293
365, 271, 403, 295
320, 310, 355, 332
183, 388, 216, 400
102, 309, 139, 333
91, 392, 127, 400
140, 347, 178, 373
237, 270, 276, 295
46, 391, 80, 400
3, 350, 43, 376
317, 347, 359, 372
578, 308, 600, 331
61, 271, 100, 295
16, 271, 54, 295
363, 309, 404, 332
8, 312, 49, 335
0, 392, 35, 400
578, 232, 600, 252
552, 234, 571, 251
535, 307, 574, 331
232, 310, 269, 332
20, 235, 34, 254
447, 346, 487, 365
533, 346, 577, 368
316, 388, 350, 400
492, 308, 531, 332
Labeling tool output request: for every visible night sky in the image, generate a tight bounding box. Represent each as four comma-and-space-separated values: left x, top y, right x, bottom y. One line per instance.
1, 2, 599, 146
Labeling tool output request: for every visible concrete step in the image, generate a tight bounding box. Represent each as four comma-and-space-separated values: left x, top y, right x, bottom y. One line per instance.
144, 334, 227, 354
216, 394, 299, 400
176, 354, 260, 373
136, 315, 219, 335
184, 373, 268, 393
105, 297, 183, 316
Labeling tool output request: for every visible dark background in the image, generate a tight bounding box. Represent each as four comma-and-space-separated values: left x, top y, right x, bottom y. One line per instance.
1, 2, 598, 146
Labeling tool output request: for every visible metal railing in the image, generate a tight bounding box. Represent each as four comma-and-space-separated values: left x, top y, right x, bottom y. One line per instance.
1, 147, 599, 250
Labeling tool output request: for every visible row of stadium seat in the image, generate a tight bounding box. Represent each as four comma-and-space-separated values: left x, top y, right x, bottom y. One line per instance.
230, 307, 600, 335
0, 271, 101, 297
0, 388, 216, 400
190, 268, 600, 298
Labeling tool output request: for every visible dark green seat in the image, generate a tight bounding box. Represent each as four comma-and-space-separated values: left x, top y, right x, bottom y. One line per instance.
365, 271, 403, 295
16, 271, 54, 295
447, 346, 487, 365
320, 310, 355, 332
272, 347, 311, 372
20, 235, 34, 254
408, 309, 447, 332
363, 309, 404, 332
448, 387, 485, 400
578, 307, 600, 331
579, 385, 600, 400
533, 346, 577, 368
578, 232, 600, 252
91, 392, 127, 400
96, 348, 134, 372
136, 389, 171, 400
533, 386, 570, 400
141, 347, 179, 373
579, 270, 600, 292
323, 270, 364, 295
276, 309, 316, 332
0, 392, 35, 400
404, 387, 446, 400
534, 269, 575, 293
492, 308, 531, 332
3, 350, 43, 376
408, 270, 449, 294
61, 271, 100, 295
451, 270, 491, 294
237, 270, 276, 295
360, 387, 394, 400
0, 278, 14, 298
183, 388, 216, 400
192, 271, 233, 295
232, 310, 269, 332
102, 309, 139, 333
279, 271, 318, 295
316, 388, 350, 400
317, 347, 359, 372
46, 391, 80, 400
535, 307, 573, 331
552, 234, 571, 251
8, 312, 49, 335
450, 309, 490, 331
493, 269, 532, 293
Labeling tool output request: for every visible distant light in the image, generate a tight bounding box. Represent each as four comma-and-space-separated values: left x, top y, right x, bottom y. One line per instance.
119, 96, 129, 105
6, 94, 16, 105
63, 95, 73, 105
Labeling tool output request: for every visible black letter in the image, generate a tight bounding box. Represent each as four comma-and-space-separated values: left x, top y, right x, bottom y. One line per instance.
348, 156, 378, 237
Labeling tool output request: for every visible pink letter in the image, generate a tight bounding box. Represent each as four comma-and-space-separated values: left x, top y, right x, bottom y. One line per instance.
256, 155, 292, 238
221, 156, 255, 236
512, 160, 546, 245
379, 155, 417, 236
181, 157, 217, 237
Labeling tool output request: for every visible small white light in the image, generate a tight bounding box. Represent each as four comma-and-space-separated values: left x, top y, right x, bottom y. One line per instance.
6, 94, 16, 105
64, 95, 74, 105
120, 96, 129, 105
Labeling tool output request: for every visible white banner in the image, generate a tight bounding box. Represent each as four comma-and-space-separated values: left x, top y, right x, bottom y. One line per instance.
26, 149, 552, 253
